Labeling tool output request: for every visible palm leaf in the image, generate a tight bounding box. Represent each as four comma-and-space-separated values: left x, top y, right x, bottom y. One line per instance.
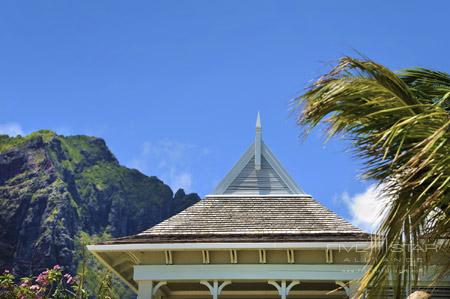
294, 57, 450, 298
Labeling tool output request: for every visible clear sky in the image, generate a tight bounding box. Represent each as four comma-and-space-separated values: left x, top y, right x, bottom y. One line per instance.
1, 1, 449, 231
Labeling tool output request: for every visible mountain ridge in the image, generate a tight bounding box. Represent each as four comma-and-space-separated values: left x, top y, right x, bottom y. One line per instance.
0, 130, 200, 277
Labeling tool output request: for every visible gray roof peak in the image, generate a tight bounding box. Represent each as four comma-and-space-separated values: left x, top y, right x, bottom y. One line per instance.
211, 114, 306, 196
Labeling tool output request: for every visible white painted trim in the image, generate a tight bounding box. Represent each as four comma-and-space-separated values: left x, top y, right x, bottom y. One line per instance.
137, 281, 153, 299
127, 251, 140, 264
268, 280, 286, 297
202, 250, 210, 264
212, 143, 255, 194
88, 241, 372, 252
164, 250, 172, 265
200, 280, 232, 299
259, 249, 266, 264
326, 248, 334, 264
152, 281, 167, 296
218, 280, 232, 293
169, 290, 345, 296
200, 280, 215, 297
229, 249, 238, 264
269, 280, 301, 299
287, 249, 295, 264
133, 264, 367, 281
286, 280, 301, 294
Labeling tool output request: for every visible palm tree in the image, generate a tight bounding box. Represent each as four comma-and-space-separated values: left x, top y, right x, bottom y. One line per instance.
294, 57, 449, 298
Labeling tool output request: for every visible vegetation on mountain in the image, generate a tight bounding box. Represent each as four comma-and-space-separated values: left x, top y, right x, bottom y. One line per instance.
0, 131, 200, 297
295, 57, 449, 298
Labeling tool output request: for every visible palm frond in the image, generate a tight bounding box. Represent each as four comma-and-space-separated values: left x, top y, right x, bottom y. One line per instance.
294, 57, 450, 298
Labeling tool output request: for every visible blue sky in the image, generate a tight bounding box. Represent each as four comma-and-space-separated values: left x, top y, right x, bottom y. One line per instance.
1, 1, 449, 231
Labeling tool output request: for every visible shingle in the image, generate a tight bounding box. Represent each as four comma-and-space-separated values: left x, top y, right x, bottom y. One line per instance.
102, 196, 371, 244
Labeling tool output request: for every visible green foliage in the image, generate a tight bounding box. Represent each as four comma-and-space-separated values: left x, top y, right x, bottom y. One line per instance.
295, 57, 450, 298
74, 232, 134, 299
27, 130, 57, 142
58, 136, 103, 167
77, 161, 168, 206
0, 135, 26, 153
0, 130, 56, 153
78, 163, 119, 191
0, 263, 126, 299
1, 128, 197, 298
0, 266, 83, 299
0, 232, 134, 299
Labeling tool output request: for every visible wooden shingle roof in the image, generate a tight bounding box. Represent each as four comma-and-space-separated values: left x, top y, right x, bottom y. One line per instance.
102, 196, 370, 244
101, 115, 370, 245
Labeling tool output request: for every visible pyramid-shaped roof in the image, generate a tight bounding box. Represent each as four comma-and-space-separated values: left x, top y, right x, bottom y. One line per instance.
212, 112, 305, 196
212, 142, 305, 195
101, 114, 369, 245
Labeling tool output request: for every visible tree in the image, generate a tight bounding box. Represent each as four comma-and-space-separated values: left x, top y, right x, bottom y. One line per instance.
294, 57, 449, 298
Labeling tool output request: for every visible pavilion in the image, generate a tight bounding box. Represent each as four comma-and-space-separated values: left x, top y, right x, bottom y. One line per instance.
88, 113, 373, 298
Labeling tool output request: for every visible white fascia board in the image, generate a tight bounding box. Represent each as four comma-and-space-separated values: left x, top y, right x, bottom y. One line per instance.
133, 264, 367, 281
261, 143, 305, 194
87, 241, 372, 252
212, 143, 254, 194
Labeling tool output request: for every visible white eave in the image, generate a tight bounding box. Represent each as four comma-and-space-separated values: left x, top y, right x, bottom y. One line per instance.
87, 241, 372, 252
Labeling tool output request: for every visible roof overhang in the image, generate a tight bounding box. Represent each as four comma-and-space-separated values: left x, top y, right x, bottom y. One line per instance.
87, 241, 372, 252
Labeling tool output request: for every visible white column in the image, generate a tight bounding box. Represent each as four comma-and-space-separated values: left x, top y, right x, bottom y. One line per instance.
268, 280, 300, 299
201, 280, 232, 299
137, 281, 167, 299
137, 281, 153, 299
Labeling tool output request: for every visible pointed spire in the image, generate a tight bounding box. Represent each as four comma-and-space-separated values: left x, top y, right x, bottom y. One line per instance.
255, 112, 262, 170
256, 111, 261, 130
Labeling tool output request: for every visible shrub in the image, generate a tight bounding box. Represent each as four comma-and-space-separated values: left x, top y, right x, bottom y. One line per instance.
0, 265, 110, 299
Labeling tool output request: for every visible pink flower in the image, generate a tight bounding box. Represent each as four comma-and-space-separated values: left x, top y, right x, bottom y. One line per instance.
3, 269, 9, 274
53, 265, 61, 270
30, 284, 40, 291
20, 278, 31, 287
36, 273, 49, 285
63, 273, 74, 284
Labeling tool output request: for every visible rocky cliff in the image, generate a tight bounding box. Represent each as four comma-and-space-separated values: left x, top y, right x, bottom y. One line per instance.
0, 131, 200, 276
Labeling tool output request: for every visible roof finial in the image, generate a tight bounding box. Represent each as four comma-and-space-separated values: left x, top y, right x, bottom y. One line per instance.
255, 111, 261, 170
256, 111, 261, 130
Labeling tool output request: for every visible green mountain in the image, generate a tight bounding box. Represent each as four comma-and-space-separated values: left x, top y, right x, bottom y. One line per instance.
0, 130, 200, 277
